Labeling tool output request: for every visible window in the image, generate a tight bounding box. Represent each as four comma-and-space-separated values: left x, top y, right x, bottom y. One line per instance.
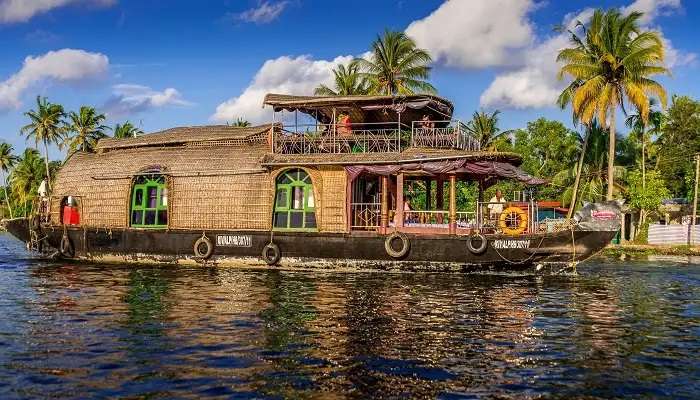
273, 169, 317, 230
130, 175, 168, 228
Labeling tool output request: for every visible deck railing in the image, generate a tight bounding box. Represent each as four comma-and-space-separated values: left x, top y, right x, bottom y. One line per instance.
273, 122, 404, 154
410, 120, 480, 151
351, 202, 382, 229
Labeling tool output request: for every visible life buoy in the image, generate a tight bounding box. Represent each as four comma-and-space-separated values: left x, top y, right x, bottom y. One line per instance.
466, 233, 488, 254
194, 236, 214, 259
60, 234, 75, 258
498, 207, 529, 235
262, 243, 281, 265
385, 232, 410, 259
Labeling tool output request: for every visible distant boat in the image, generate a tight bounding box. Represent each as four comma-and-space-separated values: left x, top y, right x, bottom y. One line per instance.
2, 93, 621, 272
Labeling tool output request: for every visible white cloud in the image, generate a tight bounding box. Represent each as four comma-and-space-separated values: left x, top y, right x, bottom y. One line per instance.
405, 0, 535, 68
211, 54, 353, 123
0, 48, 109, 110
622, 0, 681, 24
480, 1, 694, 109
0, 0, 115, 24
102, 84, 192, 117
237, 1, 288, 24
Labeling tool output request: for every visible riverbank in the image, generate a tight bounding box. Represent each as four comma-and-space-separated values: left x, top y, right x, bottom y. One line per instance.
602, 244, 700, 258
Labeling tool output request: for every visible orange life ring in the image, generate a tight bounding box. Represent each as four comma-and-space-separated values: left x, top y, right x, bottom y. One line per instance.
498, 206, 528, 235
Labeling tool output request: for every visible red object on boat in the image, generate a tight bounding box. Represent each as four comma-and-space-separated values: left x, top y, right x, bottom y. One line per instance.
62, 206, 80, 225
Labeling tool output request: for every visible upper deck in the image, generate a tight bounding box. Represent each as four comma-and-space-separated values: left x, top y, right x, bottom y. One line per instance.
263, 93, 480, 155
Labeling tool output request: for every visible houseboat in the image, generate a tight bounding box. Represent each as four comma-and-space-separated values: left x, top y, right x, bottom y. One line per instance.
2, 94, 621, 272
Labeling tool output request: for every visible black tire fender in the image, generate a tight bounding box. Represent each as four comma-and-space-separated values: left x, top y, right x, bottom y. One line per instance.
385, 232, 410, 259
194, 236, 215, 259
262, 243, 281, 265
467, 233, 488, 254
60, 234, 75, 258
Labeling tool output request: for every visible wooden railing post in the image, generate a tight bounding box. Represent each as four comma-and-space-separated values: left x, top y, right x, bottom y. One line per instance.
380, 175, 389, 234
449, 175, 457, 235
396, 173, 404, 228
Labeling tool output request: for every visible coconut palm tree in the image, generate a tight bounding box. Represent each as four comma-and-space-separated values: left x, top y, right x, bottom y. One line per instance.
625, 98, 664, 187
10, 149, 45, 217
557, 9, 668, 201
355, 30, 435, 95
230, 118, 251, 127
65, 106, 109, 154
555, 121, 626, 210
0, 142, 19, 218
464, 110, 512, 151
113, 121, 143, 139
20, 96, 66, 193
314, 62, 370, 96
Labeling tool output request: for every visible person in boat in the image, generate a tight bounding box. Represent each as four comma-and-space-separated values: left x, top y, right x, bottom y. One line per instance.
487, 189, 506, 224
419, 114, 435, 129
337, 113, 352, 136
37, 178, 49, 223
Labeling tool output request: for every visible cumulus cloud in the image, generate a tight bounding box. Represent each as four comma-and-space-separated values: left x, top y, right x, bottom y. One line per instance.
0, 0, 115, 24
480, 1, 694, 109
405, 0, 535, 68
211, 54, 353, 123
102, 84, 192, 117
236, 1, 288, 24
0, 48, 109, 110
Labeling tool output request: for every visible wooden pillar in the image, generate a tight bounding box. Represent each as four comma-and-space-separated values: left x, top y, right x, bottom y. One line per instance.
424, 178, 432, 210
380, 175, 389, 234
449, 175, 457, 235
396, 173, 404, 228
436, 177, 444, 210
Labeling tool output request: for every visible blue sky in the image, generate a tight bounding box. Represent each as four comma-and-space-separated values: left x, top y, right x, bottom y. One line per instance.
0, 0, 698, 159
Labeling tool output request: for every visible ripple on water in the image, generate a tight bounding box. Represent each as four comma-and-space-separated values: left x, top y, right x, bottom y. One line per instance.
0, 234, 699, 399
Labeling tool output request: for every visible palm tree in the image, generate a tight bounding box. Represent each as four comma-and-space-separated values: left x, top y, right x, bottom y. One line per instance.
113, 121, 143, 139
464, 110, 512, 151
355, 30, 435, 95
65, 106, 109, 154
625, 98, 664, 188
557, 9, 668, 201
230, 118, 251, 127
0, 142, 19, 219
10, 149, 45, 217
314, 62, 370, 96
555, 122, 626, 210
20, 96, 66, 193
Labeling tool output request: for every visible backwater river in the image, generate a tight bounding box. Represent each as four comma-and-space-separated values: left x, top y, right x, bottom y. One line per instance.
0, 233, 699, 399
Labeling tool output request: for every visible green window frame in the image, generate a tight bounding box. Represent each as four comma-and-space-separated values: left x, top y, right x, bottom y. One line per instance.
130, 175, 168, 228
273, 169, 317, 231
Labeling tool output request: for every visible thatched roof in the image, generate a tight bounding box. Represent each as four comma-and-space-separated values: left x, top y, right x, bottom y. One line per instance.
96, 124, 276, 151
262, 148, 521, 167
263, 94, 454, 125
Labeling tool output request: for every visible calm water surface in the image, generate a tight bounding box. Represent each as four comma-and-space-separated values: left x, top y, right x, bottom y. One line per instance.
0, 233, 699, 399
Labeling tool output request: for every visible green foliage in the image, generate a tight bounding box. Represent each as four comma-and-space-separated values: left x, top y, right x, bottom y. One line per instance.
656, 95, 700, 197
65, 106, 109, 153
355, 30, 435, 95
230, 118, 251, 127
314, 61, 370, 96
113, 121, 143, 139
464, 110, 513, 152
20, 96, 66, 191
626, 170, 670, 213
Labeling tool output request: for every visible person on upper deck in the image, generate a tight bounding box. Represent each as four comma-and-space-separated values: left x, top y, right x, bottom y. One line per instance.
419, 114, 435, 129
487, 190, 506, 221
337, 113, 352, 136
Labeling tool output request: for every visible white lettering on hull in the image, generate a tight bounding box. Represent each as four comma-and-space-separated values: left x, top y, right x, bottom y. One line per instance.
492, 239, 531, 249
216, 235, 252, 247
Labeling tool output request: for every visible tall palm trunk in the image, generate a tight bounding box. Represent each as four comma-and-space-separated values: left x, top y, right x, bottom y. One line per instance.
1, 170, 12, 219
606, 111, 616, 201
42, 140, 52, 192
567, 129, 591, 219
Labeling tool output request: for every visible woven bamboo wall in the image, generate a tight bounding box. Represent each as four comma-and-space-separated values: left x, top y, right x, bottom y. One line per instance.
318, 166, 347, 232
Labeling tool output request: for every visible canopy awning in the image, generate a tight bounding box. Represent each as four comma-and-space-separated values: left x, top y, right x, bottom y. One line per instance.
263, 93, 454, 125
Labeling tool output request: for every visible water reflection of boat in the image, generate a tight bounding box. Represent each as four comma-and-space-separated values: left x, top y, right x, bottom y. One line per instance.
2, 94, 621, 272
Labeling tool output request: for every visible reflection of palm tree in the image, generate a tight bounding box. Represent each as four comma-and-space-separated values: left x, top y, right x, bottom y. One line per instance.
65, 106, 109, 154
355, 30, 435, 95
1, 142, 19, 218
557, 9, 668, 200
20, 96, 65, 192
555, 122, 626, 209
464, 110, 512, 151
124, 269, 171, 337
314, 62, 370, 96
